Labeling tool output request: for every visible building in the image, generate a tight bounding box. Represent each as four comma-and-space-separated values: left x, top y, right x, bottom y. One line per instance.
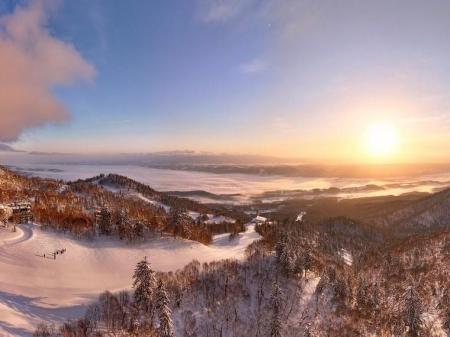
251, 215, 267, 224
9, 202, 33, 224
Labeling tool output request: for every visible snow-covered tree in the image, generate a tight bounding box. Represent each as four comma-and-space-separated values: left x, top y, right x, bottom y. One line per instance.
275, 234, 288, 264
98, 291, 124, 331
404, 287, 422, 337
269, 281, 283, 337
32, 323, 57, 337
293, 250, 313, 278
115, 209, 128, 240
133, 257, 157, 316
275, 234, 293, 274
303, 324, 313, 337
302, 251, 312, 277
134, 221, 145, 239
440, 288, 450, 332
443, 235, 450, 258
156, 279, 175, 337
98, 206, 112, 235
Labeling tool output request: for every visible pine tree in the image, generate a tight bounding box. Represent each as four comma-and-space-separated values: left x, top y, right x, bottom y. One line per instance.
156, 279, 175, 337
443, 235, 450, 258
269, 281, 282, 337
114, 209, 126, 240
133, 257, 157, 315
134, 221, 144, 240
169, 208, 182, 238
275, 234, 291, 274
404, 287, 422, 337
275, 234, 288, 264
98, 206, 111, 235
302, 251, 312, 278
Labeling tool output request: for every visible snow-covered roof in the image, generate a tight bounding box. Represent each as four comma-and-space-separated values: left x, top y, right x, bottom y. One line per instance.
251, 215, 267, 223
9, 202, 31, 211
205, 215, 236, 225
296, 211, 306, 222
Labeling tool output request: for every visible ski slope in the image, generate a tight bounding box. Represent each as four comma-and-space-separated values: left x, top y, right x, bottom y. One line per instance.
0, 224, 260, 336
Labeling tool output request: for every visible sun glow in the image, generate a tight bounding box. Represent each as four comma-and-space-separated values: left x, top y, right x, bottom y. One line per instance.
365, 122, 399, 157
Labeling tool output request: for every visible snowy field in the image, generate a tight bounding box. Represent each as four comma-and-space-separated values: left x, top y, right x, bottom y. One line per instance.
0, 224, 260, 336
6, 163, 450, 201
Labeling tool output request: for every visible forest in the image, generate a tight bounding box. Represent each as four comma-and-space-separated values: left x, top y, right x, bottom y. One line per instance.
33, 209, 450, 336
3, 165, 450, 336
0, 167, 244, 244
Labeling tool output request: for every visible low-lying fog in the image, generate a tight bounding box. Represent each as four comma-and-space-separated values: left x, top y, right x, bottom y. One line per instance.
4, 161, 450, 203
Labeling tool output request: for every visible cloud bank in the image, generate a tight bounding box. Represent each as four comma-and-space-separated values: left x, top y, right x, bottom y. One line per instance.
0, 0, 95, 142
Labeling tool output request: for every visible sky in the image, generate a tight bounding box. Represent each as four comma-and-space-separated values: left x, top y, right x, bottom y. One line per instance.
1, 0, 450, 164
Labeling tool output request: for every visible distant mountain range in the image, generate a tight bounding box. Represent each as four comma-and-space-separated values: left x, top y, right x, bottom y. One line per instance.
3, 148, 450, 179
0, 144, 21, 152
145, 162, 450, 179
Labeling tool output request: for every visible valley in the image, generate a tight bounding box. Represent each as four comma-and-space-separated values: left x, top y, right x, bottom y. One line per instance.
2, 164, 450, 336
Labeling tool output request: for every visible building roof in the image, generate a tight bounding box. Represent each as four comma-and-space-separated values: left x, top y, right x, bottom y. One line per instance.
251, 215, 267, 223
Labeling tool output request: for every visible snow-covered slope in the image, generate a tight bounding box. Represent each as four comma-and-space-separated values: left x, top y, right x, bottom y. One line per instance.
373, 187, 450, 232
0, 224, 260, 336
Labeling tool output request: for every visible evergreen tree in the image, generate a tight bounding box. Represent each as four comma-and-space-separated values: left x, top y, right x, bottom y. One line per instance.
269, 281, 282, 337
169, 208, 193, 239
156, 279, 175, 337
275, 234, 288, 264
404, 287, 422, 337
169, 208, 183, 238
442, 288, 450, 331
98, 206, 111, 235
443, 234, 450, 258
275, 234, 291, 274
134, 221, 144, 240
133, 257, 157, 315
355, 277, 374, 314
302, 251, 312, 277
115, 210, 127, 240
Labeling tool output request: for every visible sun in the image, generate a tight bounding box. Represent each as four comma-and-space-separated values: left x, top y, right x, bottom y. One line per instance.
365, 122, 398, 157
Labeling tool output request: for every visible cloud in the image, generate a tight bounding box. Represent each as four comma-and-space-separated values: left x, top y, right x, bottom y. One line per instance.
0, 0, 95, 142
239, 58, 267, 74
196, 0, 255, 23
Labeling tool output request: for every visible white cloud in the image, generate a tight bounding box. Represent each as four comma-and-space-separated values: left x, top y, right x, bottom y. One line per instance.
239, 58, 267, 74
0, 0, 95, 142
196, 0, 255, 23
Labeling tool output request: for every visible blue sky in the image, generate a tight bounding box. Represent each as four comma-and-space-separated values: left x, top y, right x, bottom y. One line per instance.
13, 0, 275, 153
2, 0, 450, 162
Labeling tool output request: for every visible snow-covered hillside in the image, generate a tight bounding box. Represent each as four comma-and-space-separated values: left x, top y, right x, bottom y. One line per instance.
0, 224, 260, 336
372, 188, 450, 232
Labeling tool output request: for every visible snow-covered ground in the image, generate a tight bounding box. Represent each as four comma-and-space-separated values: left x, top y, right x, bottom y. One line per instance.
134, 193, 172, 213
339, 249, 353, 266
0, 224, 260, 336
136, 193, 235, 224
